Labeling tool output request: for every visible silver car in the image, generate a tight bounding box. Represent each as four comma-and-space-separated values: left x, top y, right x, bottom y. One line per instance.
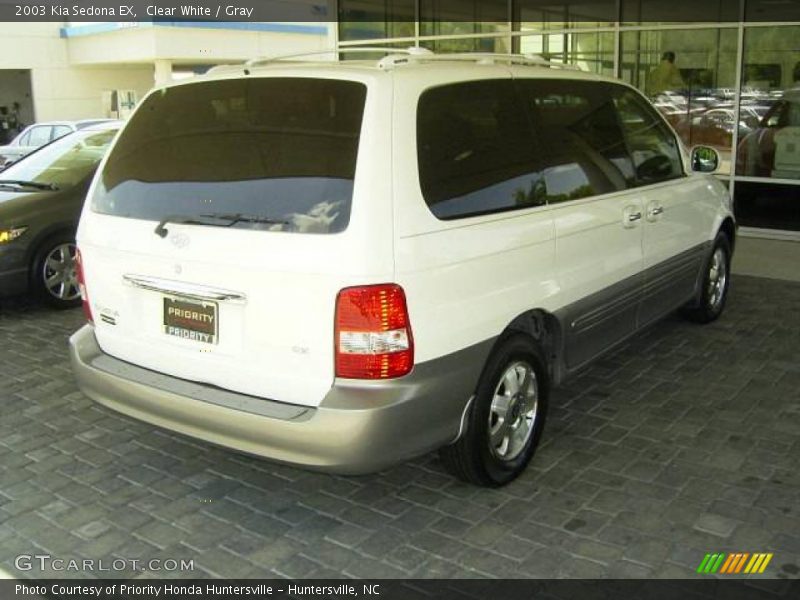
0, 119, 115, 169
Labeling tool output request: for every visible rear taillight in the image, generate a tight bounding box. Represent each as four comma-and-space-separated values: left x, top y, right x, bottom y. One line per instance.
75, 248, 93, 324
335, 284, 414, 379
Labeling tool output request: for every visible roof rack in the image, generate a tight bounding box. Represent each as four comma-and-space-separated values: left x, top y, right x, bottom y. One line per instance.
204, 48, 581, 76
377, 52, 582, 71
242, 46, 433, 69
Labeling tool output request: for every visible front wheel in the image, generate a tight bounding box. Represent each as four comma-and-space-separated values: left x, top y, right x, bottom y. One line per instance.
681, 232, 731, 323
440, 334, 549, 487
32, 235, 81, 309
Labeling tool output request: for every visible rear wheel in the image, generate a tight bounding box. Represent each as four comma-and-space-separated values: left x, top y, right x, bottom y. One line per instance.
440, 334, 549, 487
32, 234, 81, 309
681, 232, 731, 323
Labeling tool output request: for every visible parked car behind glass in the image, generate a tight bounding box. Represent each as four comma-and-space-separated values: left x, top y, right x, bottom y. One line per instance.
0, 122, 119, 307
0, 119, 115, 170
737, 88, 800, 178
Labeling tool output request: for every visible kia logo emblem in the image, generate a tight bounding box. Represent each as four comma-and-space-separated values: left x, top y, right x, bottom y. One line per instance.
170, 233, 190, 248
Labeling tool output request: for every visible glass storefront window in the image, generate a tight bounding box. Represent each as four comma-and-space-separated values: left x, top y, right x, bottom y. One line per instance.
336, 8, 800, 232
621, 28, 738, 175
621, 0, 740, 24
519, 32, 614, 76
745, 0, 800, 22
339, 42, 419, 61
420, 36, 511, 54
420, 0, 510, 37
736, 26, 800, 181
515, 0, 617, 30
734, 181, 800, 230
338, 0, 415, 41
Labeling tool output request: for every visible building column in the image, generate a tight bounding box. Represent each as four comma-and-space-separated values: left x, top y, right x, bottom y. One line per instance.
154, 59, 173, 86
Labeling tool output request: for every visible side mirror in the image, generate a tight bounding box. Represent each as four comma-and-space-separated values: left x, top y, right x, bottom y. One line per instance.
690, 146, 720, 173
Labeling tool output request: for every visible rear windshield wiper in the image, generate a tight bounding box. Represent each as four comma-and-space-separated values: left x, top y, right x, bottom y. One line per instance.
0, 179, 59, 191
155, 213, 289, 238
200, 213, 290, 227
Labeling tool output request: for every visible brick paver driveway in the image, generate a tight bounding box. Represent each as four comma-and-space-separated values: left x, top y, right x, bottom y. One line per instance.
1, 275, 798, 579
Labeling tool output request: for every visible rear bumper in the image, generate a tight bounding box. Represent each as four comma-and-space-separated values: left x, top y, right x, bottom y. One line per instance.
69, 324, 491, 474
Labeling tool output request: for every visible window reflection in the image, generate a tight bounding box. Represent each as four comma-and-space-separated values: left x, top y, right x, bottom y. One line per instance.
621, 28, 737, 175
420, 0, 509, 37
94, 78, 367, 235
515, 0, 617, 30
2, 129, 117, 189
420, 36, 511, 54
736, 26, 800, 180
518, 32, 614, 76
338, 0, 415, 41
621, 0, 738, 24
417, 79, 544, 219
518, 80, 682, 200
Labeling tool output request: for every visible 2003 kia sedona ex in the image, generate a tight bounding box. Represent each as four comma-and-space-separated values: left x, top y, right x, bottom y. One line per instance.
69, 49, 735, 486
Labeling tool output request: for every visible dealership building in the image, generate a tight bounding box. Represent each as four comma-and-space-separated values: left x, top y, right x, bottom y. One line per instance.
0, 0, 798, 237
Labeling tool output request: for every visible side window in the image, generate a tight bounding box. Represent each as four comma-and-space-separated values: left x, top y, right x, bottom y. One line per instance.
51, 125, 72, 141
613, 88, 684, 186
417, 79, 545, 220
27, 126, 53, 147
517, 80, 635, 203
17, 131, 31, 146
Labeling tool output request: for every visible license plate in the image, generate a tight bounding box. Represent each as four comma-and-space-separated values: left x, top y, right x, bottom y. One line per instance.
163, 296, 218, 344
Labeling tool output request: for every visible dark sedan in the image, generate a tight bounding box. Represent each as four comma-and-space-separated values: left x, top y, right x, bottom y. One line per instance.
0, 122, 119, 307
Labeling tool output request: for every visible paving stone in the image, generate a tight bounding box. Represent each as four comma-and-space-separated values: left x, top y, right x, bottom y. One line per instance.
1, 275, 798, 578
386, 544, 430, 572
693, 513, 739, 538
324, 522, 373, 548
462, 519, 508, 547
73, 519, 112, 540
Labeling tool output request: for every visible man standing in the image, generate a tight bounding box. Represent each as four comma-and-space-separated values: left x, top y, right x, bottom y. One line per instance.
10, 102, 23, 136
0, 106, 10, 145
648, 51, 686, 97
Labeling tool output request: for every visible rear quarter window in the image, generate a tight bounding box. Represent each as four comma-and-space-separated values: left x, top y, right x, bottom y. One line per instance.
416, 79, 545, 220
93, 77, 367, 234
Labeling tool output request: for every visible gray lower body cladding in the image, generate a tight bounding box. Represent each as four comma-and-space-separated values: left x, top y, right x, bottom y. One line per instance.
69, 324, 493, 474
556, 241, 713, 373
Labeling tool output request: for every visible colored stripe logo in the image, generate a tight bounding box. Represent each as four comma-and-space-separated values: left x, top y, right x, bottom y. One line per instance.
697, 552, 773, 574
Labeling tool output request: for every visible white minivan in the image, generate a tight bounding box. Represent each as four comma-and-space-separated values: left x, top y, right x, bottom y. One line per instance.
69, 50, 735, 486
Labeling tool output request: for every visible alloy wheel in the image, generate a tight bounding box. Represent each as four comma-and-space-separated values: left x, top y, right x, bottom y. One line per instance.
487, 360, 538, 461
42, 242, 80, 301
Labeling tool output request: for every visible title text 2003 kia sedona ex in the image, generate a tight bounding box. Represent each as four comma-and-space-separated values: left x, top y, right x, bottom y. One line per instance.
69, 50, 735, 486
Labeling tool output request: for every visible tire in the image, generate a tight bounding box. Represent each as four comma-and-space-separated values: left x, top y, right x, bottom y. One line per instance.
31, 233, 81, 309
440, 333, 549, 487
681, 232, 731, 324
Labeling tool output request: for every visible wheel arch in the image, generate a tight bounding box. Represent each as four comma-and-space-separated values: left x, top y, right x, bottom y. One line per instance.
501, 308, 565, 386
718, 216, 736, 254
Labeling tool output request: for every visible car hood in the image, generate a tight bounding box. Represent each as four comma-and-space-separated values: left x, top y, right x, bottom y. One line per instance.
0, 187, 60, 224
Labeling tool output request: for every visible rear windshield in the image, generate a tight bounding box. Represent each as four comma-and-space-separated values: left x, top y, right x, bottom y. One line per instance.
92, 77, 367, 234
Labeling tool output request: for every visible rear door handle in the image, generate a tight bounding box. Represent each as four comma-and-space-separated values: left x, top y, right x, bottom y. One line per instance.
647, 205, 664, 221
628, 211, 642, 222
123, 274, 247, 303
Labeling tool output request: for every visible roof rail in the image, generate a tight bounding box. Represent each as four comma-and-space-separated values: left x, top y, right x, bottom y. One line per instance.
377, 52, 582, 71
203, 48, 580, 76
242, 46, 433, 69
